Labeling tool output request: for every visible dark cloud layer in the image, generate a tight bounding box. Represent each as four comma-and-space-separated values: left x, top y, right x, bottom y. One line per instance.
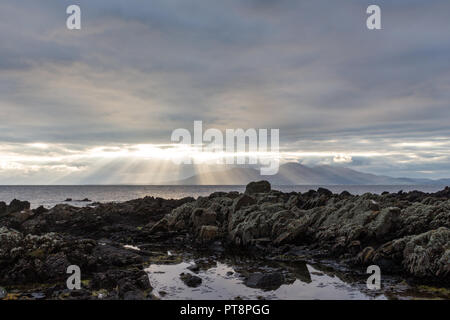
0, 0, 449, 181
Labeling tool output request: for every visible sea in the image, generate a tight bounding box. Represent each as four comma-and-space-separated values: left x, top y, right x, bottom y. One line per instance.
0, 185, 448, 209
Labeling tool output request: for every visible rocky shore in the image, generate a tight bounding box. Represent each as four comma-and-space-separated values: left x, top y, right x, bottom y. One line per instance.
0, 181, 449, 300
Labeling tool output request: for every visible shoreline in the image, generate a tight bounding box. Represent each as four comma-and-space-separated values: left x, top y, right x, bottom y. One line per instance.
0, 181, 449, 300
1, 184, 449, 210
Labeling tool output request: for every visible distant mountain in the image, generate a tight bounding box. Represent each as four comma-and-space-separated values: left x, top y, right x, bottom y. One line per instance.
434, 178, 450, 185
172, 163, 446, 185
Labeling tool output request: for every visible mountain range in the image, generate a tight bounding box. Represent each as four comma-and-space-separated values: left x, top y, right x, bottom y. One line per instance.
173, 163, 450, 185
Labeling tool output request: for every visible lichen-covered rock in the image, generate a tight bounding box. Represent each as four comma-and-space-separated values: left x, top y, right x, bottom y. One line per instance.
198, 226, 220, 243
191, 208, 217, 229
402, 227, 450, 279
1, 183, 450, 293
152, 184, 450, 281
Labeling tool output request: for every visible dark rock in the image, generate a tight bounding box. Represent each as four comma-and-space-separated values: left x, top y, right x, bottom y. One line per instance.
187, 264, 200, 273
198, 225, 220, 243
245, 181, 271, 194
227, 191, 240, 199
434, 186, 450, 198
43, 252, 70, 277
368, 200, 380, 211
92, 268, 151, 294
1, 182, 450, 295
191, 208, 216, 228
0, 202, 7, 216
233, 194, 256, 212
0, 286, 6, 299
209, 192, 227, 199
180, 273, 202, 287
317, 187, 333, 197
340, 191, 352, 197
245, 272, 285, 290
123, 290, 145, 300
148, 218, 169, 234
8, 199, 30, 213
33, 206, 48, 215
65, 198, 72, 202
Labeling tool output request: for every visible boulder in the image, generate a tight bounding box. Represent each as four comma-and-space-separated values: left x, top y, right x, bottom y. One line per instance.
180, 273, 202, 287
191, 208, 216, 228
317, 187, 333, 197
233, 194, 256, 212
0, 286, 7, 299
403, 227, 450, 279
0, 202, 7, 216
198, 225, 219, 242
245, 181, 271, 195
8, 199, 30, 213
244, 272, 285, 290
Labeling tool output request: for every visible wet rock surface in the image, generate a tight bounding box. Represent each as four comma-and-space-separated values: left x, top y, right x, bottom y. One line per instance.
244, 272, 285, 290
0, 182, 449, 299
180, 273, 202, 287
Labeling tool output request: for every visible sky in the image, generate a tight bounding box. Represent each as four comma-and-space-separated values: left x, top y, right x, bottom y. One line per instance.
0, 0, 450, 184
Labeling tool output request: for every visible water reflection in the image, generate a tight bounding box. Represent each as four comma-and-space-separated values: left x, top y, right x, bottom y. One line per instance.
145, 257, 386, 300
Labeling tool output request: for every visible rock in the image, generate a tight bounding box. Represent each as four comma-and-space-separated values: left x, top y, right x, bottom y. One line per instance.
245, 272, 285, 290
198, 225, 219, 243
227, 191, 240, 199
1, 183, 449, 295
0, 202, 7, 216
245, 181, 271, 195
368, 200, 380, 211
31, 292, 46, 300
317, 187, 333, 197
357, 246, 375, 265
148, 218, 169, 234
92, 268, 151, 295
403, 227, 450, 279
65, 198, 72, 202
81, 198, 91, 202
10, 210, 34, 224
187, 264, 200, 273
233, 194, 256, 212
368, 207, 401, 239
43, 252, 70, 276
0, 286, 6, 299
340, 191, 352, 197
123, 290, 145, 300
180, 273, 202, 287
434, 186, 450, 198
191, 208, 216, 228
286, 195, 304, 209
33, 206, 48, 215
8, 199, 30, 213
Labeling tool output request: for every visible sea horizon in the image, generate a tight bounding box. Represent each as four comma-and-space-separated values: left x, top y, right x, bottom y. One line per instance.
1, 184, 448, 209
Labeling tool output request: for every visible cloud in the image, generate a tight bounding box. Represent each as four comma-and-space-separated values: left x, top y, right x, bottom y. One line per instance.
333, 155, 353, 164
0, 0, 450, 181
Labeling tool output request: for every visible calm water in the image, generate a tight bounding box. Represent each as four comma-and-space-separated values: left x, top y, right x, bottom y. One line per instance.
0, 185, 447, 209
145, 260, 384, 300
